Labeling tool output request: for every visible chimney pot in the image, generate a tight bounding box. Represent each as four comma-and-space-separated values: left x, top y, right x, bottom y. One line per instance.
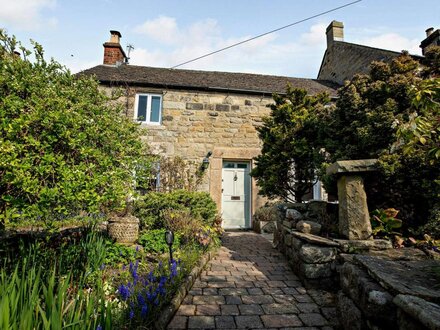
426, 27, 434, 37
326, 20, 344, 47
109, 30, 122, 44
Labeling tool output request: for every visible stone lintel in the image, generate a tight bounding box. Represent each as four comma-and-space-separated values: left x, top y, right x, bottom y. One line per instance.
291, 230, 340, 247
326, 159, 378, 176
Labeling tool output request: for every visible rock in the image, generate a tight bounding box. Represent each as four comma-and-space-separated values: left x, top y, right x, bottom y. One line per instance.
335, 239, 392, 253
283, 220, 294, 229
261, 221, 276, 233
284, 234, 292, 247
340, 263, 396, 325
291, 231, 340, 247
337, 174, 373, 240
394, 295, 440, 330
326, 159, 378, 175
292, 237, 304, 250
299, 244, 337, 264
286, 208, 303, 222
300, 262, 333, 279
337, 291, 366, 330
296, 220, 322, 235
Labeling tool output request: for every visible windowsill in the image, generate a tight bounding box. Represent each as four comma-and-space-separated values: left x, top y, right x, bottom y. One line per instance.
139, 123, 166, 130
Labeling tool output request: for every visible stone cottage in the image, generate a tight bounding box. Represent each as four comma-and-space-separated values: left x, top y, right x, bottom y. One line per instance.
82, 22, 438, 230
82, 30, 338, 229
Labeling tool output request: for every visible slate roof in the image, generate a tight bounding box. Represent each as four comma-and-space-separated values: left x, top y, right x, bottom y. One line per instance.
318, 41, 423, 85
81, 64, 339, 96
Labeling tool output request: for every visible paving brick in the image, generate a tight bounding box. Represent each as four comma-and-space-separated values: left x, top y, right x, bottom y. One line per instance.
238, 304, 264, 315
241, 295, 274, 304
298, 313, 328, 326
247, 287, 264, 295
234, 315, 264, 328
196, 304, 221, 315
193, 295, 225, 305
221, 304, 240, 315
167, 315, 187, 329
261, 314, 303, 327
215, 315, 236, 328
225, 295, 242, 304
261, 303, 299, 314
297, 303, 320, 313
176, 304, 196, 316
188, 315, 215, 328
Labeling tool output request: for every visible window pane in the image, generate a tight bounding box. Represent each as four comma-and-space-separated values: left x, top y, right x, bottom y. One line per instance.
150, 96, 161, 123
237, 163, 248, 169
137, 95, 148, 121
223, 163, 235, 168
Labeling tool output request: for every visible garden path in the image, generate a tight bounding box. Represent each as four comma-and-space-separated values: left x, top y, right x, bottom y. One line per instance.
168, 231, 338, 329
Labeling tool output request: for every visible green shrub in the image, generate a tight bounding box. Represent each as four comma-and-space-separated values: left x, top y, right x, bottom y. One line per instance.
138, 229, 180, 254
134, 190, 217, 229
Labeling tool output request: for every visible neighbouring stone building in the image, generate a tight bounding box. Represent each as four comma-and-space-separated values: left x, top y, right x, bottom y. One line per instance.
318, 20, 439, 85
82, 31, 338, 229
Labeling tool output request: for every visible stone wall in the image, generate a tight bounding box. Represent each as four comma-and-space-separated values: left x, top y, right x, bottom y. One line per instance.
274, 202, 440, 329
103, 86, 272, 221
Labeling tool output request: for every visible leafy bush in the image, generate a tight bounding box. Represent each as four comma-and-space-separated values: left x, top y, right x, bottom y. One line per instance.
134, 190, 217, 229
370, 208, 403, 238
138, 229, 181, 254
0, 31, 152, 228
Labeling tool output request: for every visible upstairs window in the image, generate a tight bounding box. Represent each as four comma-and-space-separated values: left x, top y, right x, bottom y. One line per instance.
134, 94, 162, 124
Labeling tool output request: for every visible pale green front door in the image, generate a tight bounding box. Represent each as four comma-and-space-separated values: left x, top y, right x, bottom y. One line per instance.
221, 161, 251, 229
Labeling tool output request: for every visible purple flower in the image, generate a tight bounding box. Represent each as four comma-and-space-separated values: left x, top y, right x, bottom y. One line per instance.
136, 245, 140, 252
129, 309, 135, 319
117, 284, 131, 301
99, 264, 105, 271
141, 305, 148, 317
137, 293, 146, 306
96, 325, 102, 330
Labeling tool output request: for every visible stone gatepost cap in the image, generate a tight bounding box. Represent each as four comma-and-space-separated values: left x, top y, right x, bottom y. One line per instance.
326, 159, 378, 175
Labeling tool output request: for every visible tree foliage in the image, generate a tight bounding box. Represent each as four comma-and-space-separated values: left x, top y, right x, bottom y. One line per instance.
253, 48, 440, 232
250, 86, 330, 202
0, 31, 152, 227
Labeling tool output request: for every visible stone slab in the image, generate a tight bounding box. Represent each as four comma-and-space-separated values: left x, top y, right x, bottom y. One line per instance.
299, 244, 337, 264
326, 159, 378, 175
355, 255, 440, 303
291, 231, 340, 247
335, 239, 392, 252
394, 294, 440, 330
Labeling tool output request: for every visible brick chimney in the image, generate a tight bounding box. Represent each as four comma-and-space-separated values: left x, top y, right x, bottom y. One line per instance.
103, 30, 127, 65
326, 21, 344, 47
420, 27, 440, 55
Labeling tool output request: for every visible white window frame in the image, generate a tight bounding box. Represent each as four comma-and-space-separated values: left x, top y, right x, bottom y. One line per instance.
134, 93, 162, 125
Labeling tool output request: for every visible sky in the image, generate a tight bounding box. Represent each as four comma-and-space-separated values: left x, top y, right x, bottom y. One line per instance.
0, 0, 439, 78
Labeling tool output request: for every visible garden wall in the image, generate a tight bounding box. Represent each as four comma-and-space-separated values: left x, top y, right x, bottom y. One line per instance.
273, 202, 440, 330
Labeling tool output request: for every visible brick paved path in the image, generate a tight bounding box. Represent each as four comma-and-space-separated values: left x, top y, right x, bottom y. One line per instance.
168, 231, 338, 329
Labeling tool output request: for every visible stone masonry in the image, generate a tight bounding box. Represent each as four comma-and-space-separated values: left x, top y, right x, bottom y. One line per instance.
104, 86, 272, 212
168, 231, 338, 329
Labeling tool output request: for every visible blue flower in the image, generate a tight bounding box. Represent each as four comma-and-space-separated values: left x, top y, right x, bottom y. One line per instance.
141, 305, 148, 318
129, 309, 135, 319
137, 293, 146, 306
99, 264, 105, 271
117, 284, 131, 301
96, 325, 102, 330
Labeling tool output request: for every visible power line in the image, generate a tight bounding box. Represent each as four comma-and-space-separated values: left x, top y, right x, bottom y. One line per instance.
171, 0, 362, 69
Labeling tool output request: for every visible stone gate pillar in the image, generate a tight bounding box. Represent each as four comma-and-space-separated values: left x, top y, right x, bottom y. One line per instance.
327, 159, 378, 240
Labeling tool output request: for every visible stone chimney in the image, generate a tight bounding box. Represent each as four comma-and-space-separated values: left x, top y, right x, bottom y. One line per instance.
326, 21, 344, 47
103, 30, 127, 65
420, 27, 440, 55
